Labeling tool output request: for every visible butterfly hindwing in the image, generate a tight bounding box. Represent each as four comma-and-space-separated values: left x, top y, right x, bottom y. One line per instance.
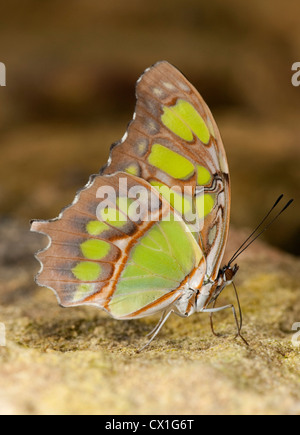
31, 173, 204, 319
102, 61, 230, 280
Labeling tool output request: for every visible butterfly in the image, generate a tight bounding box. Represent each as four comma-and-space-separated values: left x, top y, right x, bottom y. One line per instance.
31, 61, 252, 349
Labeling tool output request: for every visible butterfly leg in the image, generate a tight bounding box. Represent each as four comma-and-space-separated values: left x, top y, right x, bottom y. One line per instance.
201, 304, 249, 346
146, 309, 168, 338
138, 309, 174, 352
209, 300, 222, 337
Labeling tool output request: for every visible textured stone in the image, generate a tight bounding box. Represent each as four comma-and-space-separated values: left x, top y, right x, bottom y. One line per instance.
0, 220, 299, 415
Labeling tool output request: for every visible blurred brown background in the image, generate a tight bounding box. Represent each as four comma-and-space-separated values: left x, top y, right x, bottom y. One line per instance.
0, 0, 299, 255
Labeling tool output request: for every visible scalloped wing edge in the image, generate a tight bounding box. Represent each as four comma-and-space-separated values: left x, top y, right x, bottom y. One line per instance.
30, 172, 107, 308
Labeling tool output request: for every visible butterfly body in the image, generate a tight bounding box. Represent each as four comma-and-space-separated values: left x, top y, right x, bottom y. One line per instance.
31, 61, 242, 347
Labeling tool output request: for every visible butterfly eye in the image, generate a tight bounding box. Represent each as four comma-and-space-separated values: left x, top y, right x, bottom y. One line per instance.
224, 268, 234, 282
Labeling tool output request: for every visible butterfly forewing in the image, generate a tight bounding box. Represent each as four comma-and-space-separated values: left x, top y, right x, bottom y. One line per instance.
31, 173, 204, 319
102, 61, 230, 280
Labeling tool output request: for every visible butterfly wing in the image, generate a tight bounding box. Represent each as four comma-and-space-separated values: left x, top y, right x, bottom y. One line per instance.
31, 173, 205, 319
102, 61, 230, 281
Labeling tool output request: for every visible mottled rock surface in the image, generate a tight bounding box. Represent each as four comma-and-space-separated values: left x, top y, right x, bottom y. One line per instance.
0, 220, 299, 415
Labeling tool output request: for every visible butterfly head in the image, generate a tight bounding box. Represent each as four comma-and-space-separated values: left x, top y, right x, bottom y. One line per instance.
209, 263, 239, 304
221, 263, 239, 284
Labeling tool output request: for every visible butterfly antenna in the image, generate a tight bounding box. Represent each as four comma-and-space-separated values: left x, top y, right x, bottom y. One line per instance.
227, 194, 283, 265
228, 196, 294, 266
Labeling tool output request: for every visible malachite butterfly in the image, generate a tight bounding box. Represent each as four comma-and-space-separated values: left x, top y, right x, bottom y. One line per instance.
31, 61, 249, 349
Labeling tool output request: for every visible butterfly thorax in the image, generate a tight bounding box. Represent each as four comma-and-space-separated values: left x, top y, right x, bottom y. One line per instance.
174, 264, 239, 317
198, 264, 239, 310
